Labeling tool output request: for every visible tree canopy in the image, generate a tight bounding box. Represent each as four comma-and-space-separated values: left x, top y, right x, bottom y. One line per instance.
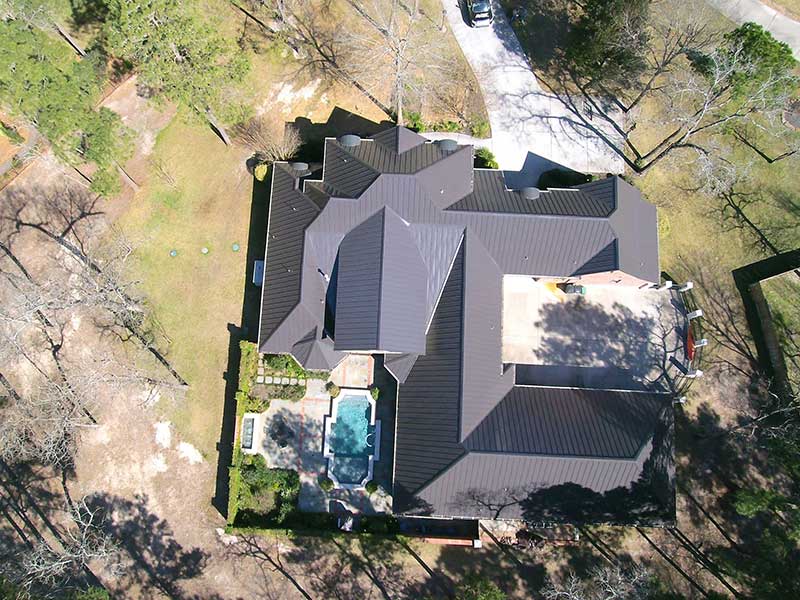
104, 0, 249, 141
0, 18, 130, 194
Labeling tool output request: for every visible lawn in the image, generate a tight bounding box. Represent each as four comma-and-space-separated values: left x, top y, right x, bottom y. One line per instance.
761, 272, 800, 388
115, 115, 254, 455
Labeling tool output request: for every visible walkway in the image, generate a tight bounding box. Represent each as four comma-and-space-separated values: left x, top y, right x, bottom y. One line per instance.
707, 0, 800, 59
440, 0, 624, 178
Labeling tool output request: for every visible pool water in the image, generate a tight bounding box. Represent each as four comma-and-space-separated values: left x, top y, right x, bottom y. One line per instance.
330, 396, 374, 456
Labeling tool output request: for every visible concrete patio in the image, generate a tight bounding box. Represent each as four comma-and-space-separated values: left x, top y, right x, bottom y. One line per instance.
244, 375, 393, 515
502, 276, 688, 391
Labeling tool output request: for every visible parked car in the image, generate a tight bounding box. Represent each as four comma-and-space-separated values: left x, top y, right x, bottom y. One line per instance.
468, 0, 493, 27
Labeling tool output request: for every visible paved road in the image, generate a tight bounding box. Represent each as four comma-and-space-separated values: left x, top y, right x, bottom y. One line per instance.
708, 0, 800, 58
440, 0, 624, 180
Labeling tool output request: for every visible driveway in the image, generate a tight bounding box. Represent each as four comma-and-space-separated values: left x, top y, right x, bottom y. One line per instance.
707, 0, 800, 59
440, 0, 624, 178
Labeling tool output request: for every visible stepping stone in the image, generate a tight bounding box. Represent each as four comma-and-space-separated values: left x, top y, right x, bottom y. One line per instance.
258, 367, 264, 375
281, 377, 290, 385
264, 376, 273, 384
298, 379, 306, 385
256, 375, 264, 384
289, 378, 298, 385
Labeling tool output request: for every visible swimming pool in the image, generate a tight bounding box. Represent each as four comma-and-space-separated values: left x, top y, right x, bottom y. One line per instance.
323, 389, 381, 489
330, 396, 374, 456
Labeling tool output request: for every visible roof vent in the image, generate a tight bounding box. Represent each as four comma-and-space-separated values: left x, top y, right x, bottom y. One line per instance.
289, 161, 310, 173
521, 187, 540, 200
338, 134, 361, 148
435, 139, 458, 152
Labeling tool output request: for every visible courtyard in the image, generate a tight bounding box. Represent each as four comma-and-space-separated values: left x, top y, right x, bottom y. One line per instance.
502, 276, 689, 392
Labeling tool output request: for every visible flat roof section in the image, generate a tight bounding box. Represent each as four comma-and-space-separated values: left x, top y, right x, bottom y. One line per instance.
502, 276, 688, 392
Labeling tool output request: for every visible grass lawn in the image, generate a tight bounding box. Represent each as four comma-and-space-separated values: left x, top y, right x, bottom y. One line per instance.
116, 115, 254, 456
762, 273, 800, 387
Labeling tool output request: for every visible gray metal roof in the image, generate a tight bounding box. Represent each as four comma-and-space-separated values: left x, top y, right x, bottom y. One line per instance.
257, 127, 670, 521
257, 165, 321, 351
393, 243, 466, 499
333, 207, 428, 353
463, 387, 668, 458
372, 127, 428, 154
447, 170, 615, 217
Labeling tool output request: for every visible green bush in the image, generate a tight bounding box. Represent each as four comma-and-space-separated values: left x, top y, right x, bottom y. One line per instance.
264, 353, 307, 378
470, 117, 490, 139
319, 476, 334, 492
238, 455, 300, 524
370, 386, 380, 401
537, 168, 593, 189
238, 390, 270, 413
239, 341, 259, 394
359, 515, 400, 534
263, 383, 305, 401
254, 163, 268, 181
0, 121, 23, 145
406, 111, 425, 132
71, 587, 112, 600
326, 381, 341, 398
227, 447, 243, 525
474, 147, 499, 169
365, 480, 379, 494
431, 120, 461, 133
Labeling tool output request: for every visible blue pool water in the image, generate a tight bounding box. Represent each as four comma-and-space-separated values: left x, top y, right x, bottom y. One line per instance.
328, 395, 376, 484
330, 396, 373, 456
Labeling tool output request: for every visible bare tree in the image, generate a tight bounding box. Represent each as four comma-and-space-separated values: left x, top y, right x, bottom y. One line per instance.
339, 0, 454, 124
539, 1, 796, 173
233, 116, 302, 163
17, 496, 120, 594
543, 565, 653, 600
0, 377, 94, 468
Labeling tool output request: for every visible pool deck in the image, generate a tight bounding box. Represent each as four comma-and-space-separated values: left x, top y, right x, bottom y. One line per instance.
249, 375, 396, 515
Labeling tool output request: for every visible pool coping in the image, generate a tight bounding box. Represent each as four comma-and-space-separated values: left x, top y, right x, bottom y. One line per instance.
323, 388, 381, 490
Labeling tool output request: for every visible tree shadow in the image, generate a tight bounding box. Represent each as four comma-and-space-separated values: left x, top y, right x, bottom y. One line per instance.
84, 493, 209, 599
212, 175, 270, 518
522, 295, 687, 393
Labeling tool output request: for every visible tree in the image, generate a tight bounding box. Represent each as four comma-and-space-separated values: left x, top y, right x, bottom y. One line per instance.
104, 0, 250, 145
339, 0, 454, 125
529, 0, 797, 173
233, 116, 302, 164
455, 574, 506, 600
16, 497, 120, 595
0, 18, 131, 194
543, 566, 654, 600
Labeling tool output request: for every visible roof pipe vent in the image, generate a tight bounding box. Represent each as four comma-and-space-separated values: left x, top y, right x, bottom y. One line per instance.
435, 139, 459, 152
338, 134, 361, 148
289, 161, 310, 173
521, 187, 540, 200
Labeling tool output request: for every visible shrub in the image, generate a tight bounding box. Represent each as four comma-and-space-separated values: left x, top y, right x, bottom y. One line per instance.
365, 480, 379, 494
239, 341, 259, 395
319, 476, 334, 492
233, 116, 301, 163
406, 111, 425, 132
238, 390, 270, 413
264, 353, 307, 378
254, 163, 268, 181
474, 147, 499, 169
431, 120, 461, 133
238, 455, 300, 524
537, 168, 592, 189
0, 121, 24, 145
370, 386, 380, 401
326, 381, 341, 398
263, 383, 305, 401
469, 117, 490, 139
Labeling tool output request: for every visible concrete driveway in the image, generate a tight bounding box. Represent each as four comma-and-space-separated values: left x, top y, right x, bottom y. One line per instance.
440, 0, 624, 178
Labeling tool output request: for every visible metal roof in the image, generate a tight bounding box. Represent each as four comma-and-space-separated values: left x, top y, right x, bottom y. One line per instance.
448, 170, 615, 217
333, 207, 428, 353
257, 127, 670, 521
